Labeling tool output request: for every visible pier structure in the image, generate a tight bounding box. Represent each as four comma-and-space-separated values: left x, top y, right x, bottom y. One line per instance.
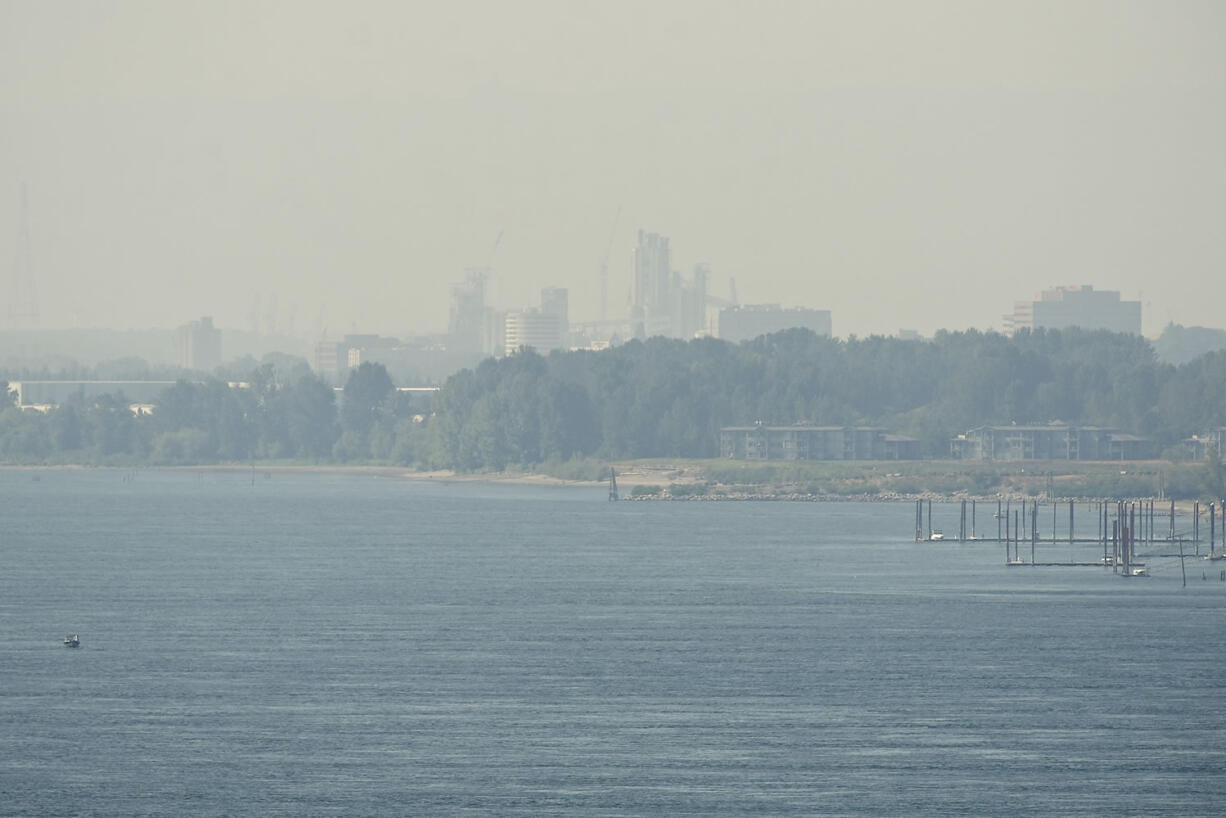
915, 497, 1226, 574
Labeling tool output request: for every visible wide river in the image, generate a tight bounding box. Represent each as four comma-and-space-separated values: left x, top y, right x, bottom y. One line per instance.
2, 469, 1224, 816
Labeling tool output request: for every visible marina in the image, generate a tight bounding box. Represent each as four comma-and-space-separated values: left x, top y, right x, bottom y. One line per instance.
915, 497, 1226, 582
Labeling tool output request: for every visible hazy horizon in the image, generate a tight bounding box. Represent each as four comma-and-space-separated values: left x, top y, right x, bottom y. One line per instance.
3, 0, 1224, 339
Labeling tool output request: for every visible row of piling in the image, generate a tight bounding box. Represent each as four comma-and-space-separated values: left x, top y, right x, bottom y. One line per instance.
914, 498, 1226, 556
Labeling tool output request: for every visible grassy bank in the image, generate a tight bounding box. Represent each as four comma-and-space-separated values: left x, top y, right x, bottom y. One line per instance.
604, 458, 1221, 502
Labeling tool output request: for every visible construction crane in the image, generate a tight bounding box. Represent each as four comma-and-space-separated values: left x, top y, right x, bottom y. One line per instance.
597, 206, 621, 322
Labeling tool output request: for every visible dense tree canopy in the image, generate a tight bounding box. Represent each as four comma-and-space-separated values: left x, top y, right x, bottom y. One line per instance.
1, 329, 1225, 469
425, 328, 1224, 468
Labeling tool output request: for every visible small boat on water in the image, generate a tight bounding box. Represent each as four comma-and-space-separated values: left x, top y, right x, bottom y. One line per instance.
929, 530, 945, 541
63, 634, 80, 648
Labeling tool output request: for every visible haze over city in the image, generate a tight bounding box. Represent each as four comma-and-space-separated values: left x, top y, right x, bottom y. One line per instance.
2, 0, 1224, 340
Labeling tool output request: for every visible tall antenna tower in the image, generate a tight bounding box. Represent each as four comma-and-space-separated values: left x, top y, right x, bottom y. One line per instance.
9, 184, 39, 328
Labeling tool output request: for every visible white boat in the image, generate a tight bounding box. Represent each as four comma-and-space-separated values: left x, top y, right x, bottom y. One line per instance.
1130, 566, 1148, 577
63, 634, 80, 648
929, 531, 945, 541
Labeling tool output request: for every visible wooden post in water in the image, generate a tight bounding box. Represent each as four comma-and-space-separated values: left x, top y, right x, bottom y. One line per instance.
1103, 502, 1113, 566
972, 500, 977, 540
1015, 510, 1020, 563
998, 500, 1003, 543
1128, 503, 1136, 573
1069, 501, 1075, 545
1179, 536, 1187, 588
1170, 499, 1175, 542
1103, 502, 1113, 554
1194, 501, 1199, 550
1211, 503, 1217, 554
1112, 517, 1119, 573
1004, 509, 1011, 563
927, 499, 932, 541
1031, 502, 1037, 564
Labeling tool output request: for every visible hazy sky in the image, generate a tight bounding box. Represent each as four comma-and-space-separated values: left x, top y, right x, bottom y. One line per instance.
2, 0, 1223, 339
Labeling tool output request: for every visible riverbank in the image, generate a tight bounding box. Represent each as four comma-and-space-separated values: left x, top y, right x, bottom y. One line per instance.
3, 457, 1217, 503
592, 458, 1217, 504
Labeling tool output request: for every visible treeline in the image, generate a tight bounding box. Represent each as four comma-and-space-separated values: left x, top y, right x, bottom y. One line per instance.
0, 362, 431, 466
429, 328, 1226, 467
2, 327, 1226, 468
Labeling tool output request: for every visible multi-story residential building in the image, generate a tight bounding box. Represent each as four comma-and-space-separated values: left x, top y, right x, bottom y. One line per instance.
1185, 429, 1226, 460
950, 424, 1156, 460
720, 424, 920, 461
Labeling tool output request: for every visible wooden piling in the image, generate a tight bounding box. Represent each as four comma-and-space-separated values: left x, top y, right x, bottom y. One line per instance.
1211, 503, 1216, 553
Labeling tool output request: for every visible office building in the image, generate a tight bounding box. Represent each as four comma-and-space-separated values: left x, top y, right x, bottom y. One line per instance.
449, 268, 496, 355
1008, 285, 1141, 335
540, 287, 569, 338
717, 305, 832, 343
504, 309, 563, 357
177, 316, 221, 371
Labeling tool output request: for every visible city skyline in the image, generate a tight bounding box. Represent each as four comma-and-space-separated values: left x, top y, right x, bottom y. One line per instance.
3, 1, 1223, 339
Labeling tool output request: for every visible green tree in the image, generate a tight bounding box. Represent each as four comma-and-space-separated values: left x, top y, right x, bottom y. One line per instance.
342, 362, 394, 437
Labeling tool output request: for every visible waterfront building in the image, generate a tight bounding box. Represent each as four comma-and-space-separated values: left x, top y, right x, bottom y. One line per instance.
950, 424, 1156, 461
1185, 428, 1226, 460
720, 424, 919, 461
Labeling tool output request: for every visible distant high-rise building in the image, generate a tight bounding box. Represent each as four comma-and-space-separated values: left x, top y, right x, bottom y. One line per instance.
631, 231, 710, 339
504, 309, 563, 357
676, 263, 708, 338
1008, 285, 1141, 335
177, 316, 222, 371
632, 230, 672, 338
313, 340, 346, 383
540, 287, 569, 337
717, 305, 832, 343
449, 268, 489, 355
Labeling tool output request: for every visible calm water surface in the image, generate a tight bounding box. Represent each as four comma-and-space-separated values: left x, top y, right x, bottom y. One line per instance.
2, 469, 1224, 816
